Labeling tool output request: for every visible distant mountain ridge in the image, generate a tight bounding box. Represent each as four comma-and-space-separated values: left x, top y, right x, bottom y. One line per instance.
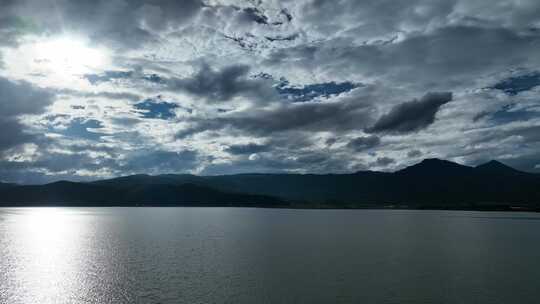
474, 160, 523, 174
1, 159, 539, 210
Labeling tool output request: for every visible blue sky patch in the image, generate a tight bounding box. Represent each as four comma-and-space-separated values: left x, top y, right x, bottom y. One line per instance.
51, 118, 105, 141
276, 79, 359, 102
490, 104, 539, 123
134, 99, 179, 120
476, 103, 540, 124
84, 71, 134, 85
493, 72, 540, 95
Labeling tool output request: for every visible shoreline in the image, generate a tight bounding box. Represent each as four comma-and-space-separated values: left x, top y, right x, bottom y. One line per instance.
0, 204, 539, 213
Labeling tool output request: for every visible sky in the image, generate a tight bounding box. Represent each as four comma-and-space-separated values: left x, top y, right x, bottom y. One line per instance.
0, 0, 540, 183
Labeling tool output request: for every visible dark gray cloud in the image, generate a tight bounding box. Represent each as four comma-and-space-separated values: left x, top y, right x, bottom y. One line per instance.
265, 33, 299, 42
226, 143, 270, 155
0, 146, 200, 184
240, 7, 269, 25
0, 7, 39, 47
370, 157, 396, 167
0, 119, 33, 152
120, 150, 199, 174
367, 92, 453, 134
84, 64, 276, 106
177, 97, 375, 138
0, 77, 54, 151
136, 0, 202, 31
84, 70, 164, 85
325, 137, 338, 146
0, 16, 21, 47
225, 99, 375, 135
168, 63, 275, 103
299, 0, 456, 38
202, 148, 357, 175
346, 136, 381, 152
407, 150, 423, 158
0, 153, 113, 184
4, 0, 202, 50
84, 70, 135, 85
499, 153, 540, 173
265, 25, 540, 91
202, 1, 294, 28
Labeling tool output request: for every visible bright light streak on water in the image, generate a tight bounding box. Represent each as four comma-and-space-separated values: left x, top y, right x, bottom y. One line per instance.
1, 208, 540, 303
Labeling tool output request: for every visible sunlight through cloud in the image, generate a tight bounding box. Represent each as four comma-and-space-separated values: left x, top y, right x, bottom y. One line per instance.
3, 35, 110, 87
34, 36, 109, 75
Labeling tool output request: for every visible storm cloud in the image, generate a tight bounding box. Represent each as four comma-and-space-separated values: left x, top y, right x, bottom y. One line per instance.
167, 64, 275, 103
226, 143, 270, 155
0, 77, 54, 151
177, 97, 376, 138
367, 92, 453, 134
347, 136, 381, 152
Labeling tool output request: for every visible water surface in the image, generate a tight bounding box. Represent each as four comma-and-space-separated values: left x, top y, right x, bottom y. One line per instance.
1, 208, 539, 303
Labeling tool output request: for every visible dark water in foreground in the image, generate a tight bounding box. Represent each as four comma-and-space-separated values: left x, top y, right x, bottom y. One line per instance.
1, 208, 539, 304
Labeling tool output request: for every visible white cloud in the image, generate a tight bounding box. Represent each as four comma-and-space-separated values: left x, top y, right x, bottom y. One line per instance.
0, 0, 540, 182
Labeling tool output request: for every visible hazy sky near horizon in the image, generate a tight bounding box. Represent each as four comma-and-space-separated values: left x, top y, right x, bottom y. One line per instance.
1, 0, 540, 183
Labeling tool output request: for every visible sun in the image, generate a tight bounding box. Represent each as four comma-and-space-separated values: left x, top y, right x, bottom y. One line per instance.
34, 36, 109, 75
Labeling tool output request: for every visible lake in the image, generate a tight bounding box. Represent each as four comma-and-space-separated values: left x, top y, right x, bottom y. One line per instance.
1, 208, 539, 303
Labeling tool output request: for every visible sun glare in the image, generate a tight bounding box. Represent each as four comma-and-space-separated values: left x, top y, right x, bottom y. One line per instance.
34, 36, 109, 75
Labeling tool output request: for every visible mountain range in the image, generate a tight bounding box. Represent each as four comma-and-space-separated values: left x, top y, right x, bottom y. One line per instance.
1, 158, 539, 210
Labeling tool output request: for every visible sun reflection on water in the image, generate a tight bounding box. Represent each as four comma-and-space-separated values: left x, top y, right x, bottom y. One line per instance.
1, 208, 90, 304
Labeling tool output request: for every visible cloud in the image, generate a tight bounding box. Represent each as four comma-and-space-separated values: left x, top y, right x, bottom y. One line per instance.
226, 143, 270, 155
57, 89, 142, 102
265, 25, 540, 92
0, 146, 201, 184
2, 0, 203, 50
489, 153, 540, 174
0, 77, 54, 151
476, 103, 539, 124
177, 96, 376, 138
276, 79, 360, 102
407, 150, 423, 158
134, 98, 179, 120
367, 92, 453, 134
136, 0, 202, 31
2, 0, 540, 182
492, 72, 540, 95
346, 136, 381, 152
202, 147, 359, 175
83, 70, 164, 85
84, 70, 135, 85
298, 0, 456, 39
228, 98, 375, 134
0, 14, 40, 47
120, 150, 199, 174
240, 7, 270, 25
167, 63, 276, 103
0, 150, 116, 184
370, 157, 396, 167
